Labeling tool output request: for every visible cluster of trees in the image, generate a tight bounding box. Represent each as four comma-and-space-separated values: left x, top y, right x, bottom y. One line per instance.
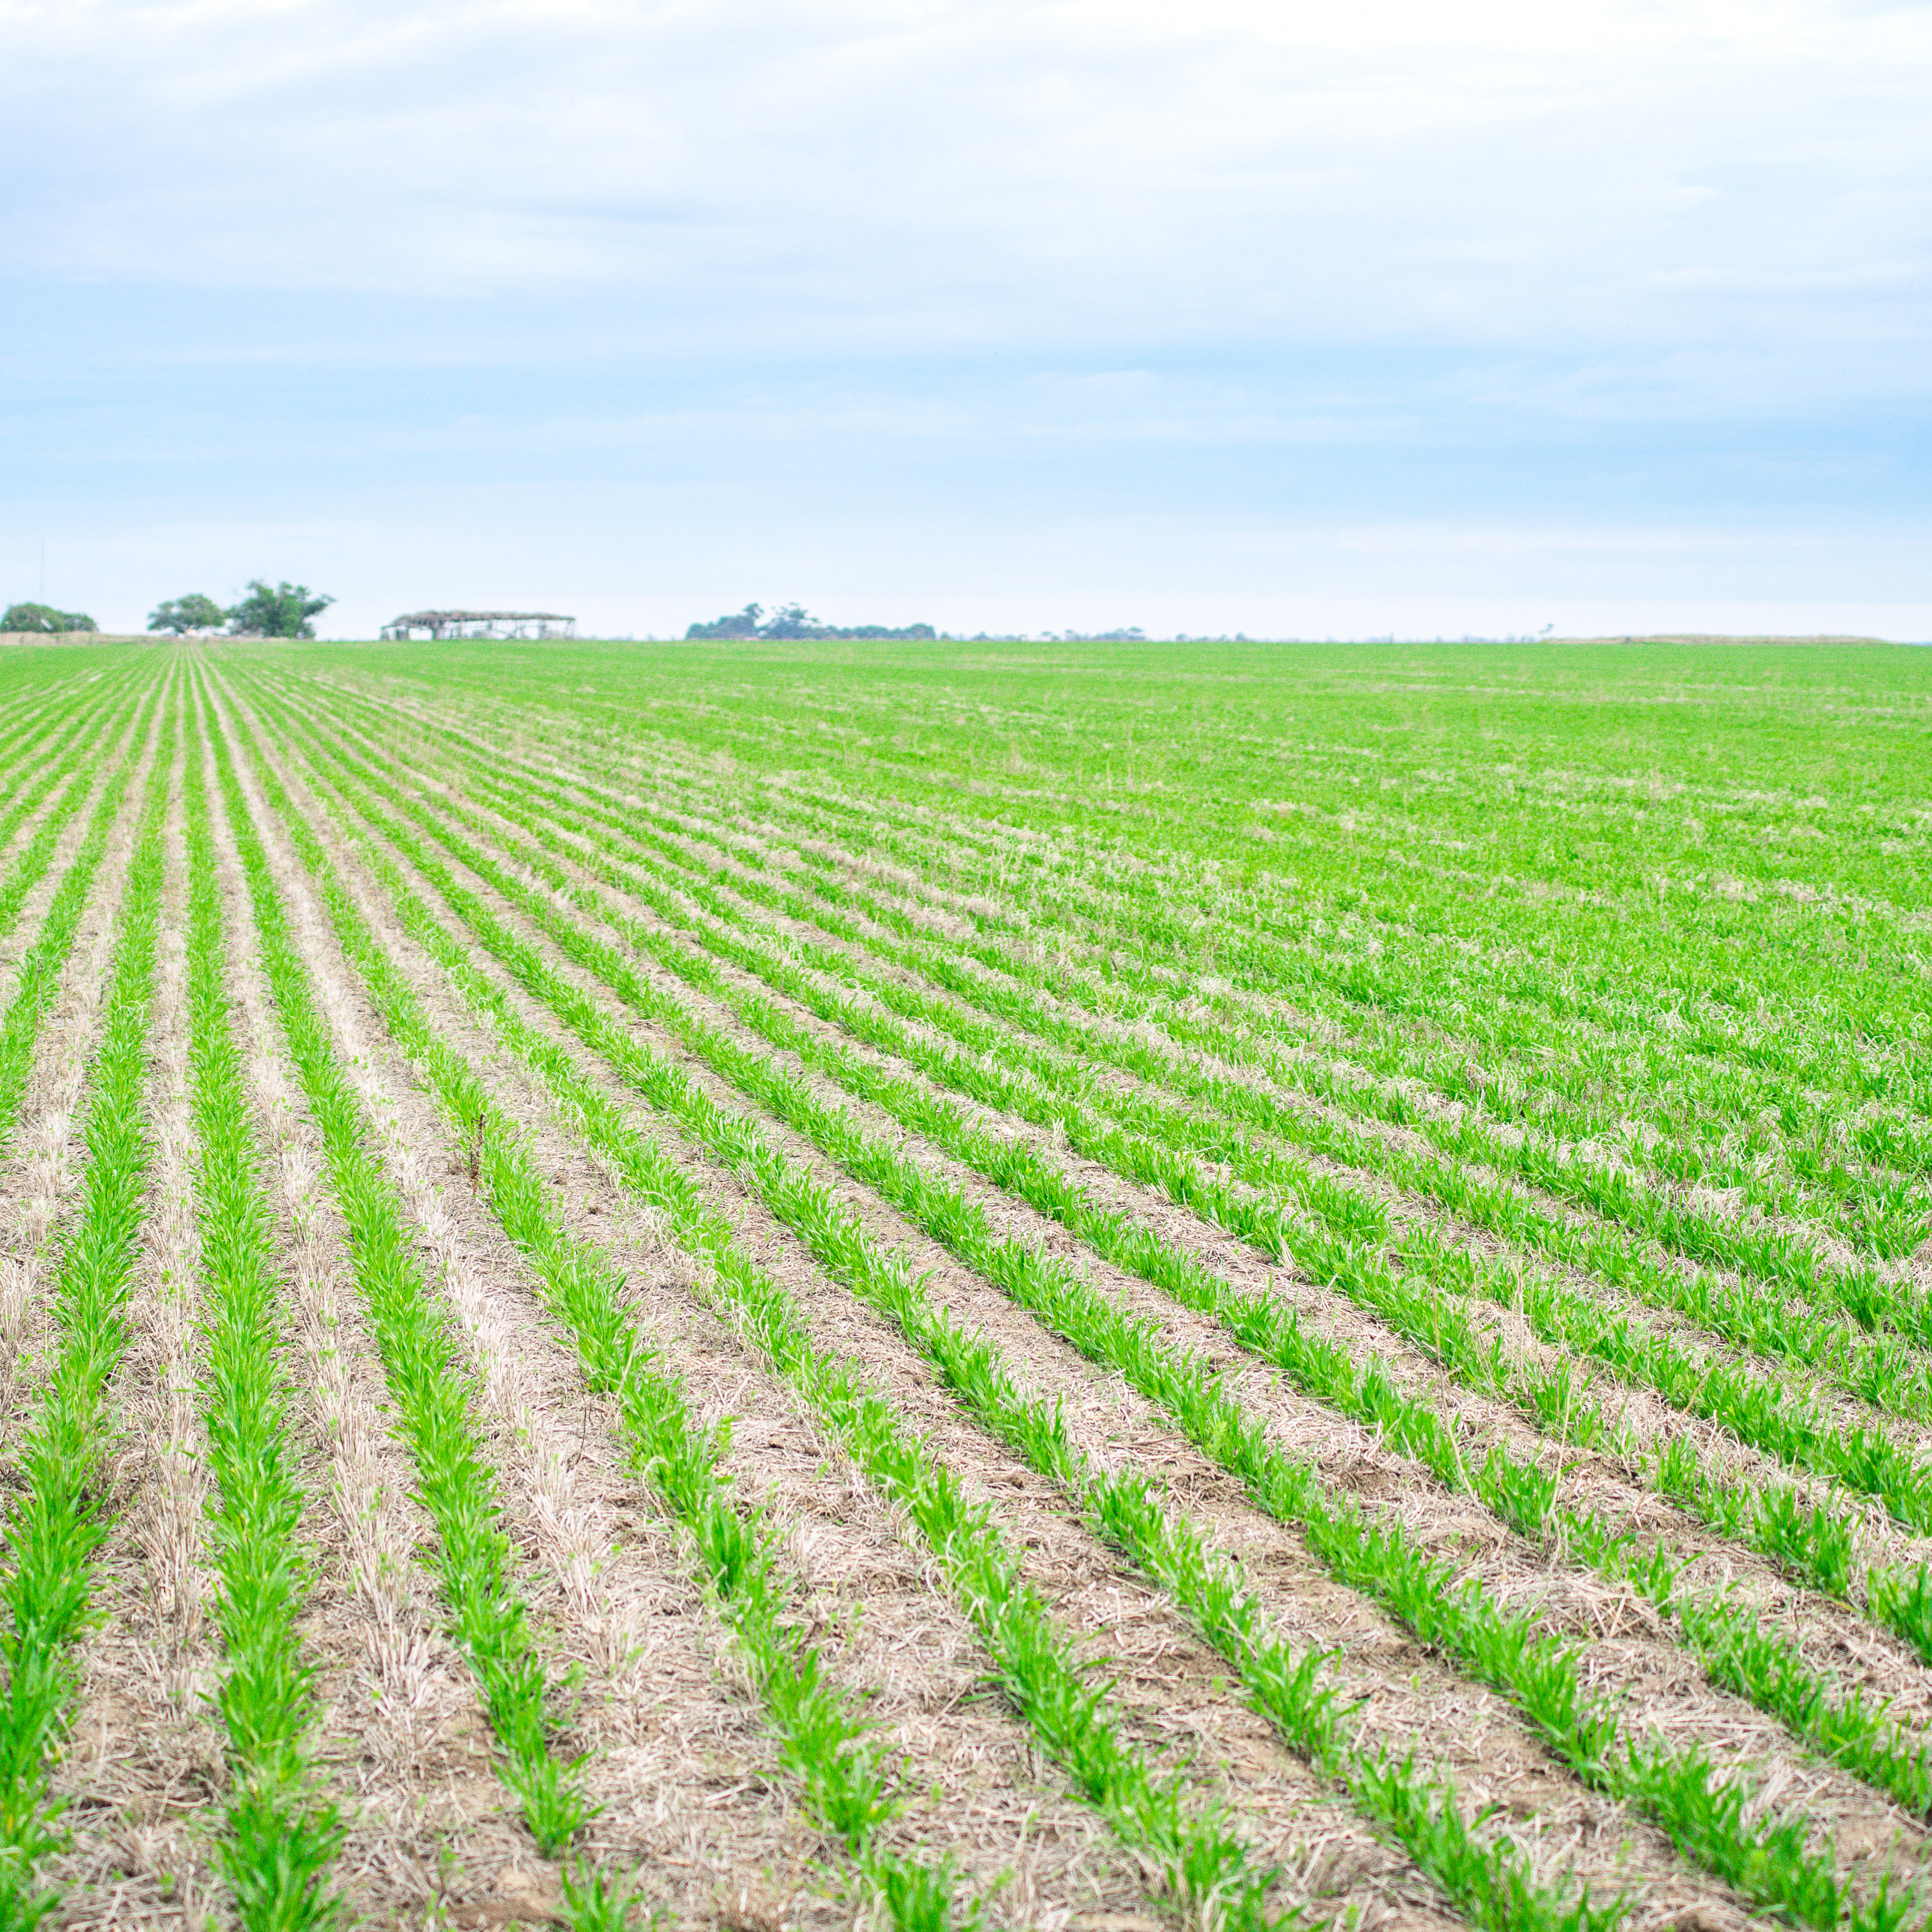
4, 581, 335, 639
685, 602, 936, 642
148, 581, 334, 639
2, 603, 97, 633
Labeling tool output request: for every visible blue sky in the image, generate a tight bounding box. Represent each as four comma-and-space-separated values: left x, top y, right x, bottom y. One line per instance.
4, 0, 1929, 639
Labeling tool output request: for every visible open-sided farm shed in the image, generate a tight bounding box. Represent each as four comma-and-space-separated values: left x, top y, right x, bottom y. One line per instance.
380, 609, 576, 640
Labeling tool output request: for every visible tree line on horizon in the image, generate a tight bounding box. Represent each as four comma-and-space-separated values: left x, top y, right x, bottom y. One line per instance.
684, 602, 937, 641
3, 581, 335, 639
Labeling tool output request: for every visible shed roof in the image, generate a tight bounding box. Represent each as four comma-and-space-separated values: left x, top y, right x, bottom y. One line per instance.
386, 609, 574, 624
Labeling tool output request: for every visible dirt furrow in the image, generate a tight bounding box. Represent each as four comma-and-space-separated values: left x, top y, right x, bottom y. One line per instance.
0, 714, 161, 1439
210, 682, 1202, 1932
217, 677, 1462, 1930
48, 737, 222, 1932
237, 689, 1801, 1931
421, 741, 1932, 1630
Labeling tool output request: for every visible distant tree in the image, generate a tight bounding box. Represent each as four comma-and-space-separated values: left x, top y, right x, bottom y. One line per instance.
2, 602, 97, 633
684, 603, 764, 640
147, 593, 227, 635
226, 580, 334, 639
758, 602, 819, 639
683, 600, 934, 642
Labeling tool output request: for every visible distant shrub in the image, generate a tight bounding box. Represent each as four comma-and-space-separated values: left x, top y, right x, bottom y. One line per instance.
2, 602, 97, 633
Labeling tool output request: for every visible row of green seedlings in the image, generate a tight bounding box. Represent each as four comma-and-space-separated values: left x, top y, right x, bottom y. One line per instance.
202, 698, 973, 1930
0, 646, 144, 740
281, 668, 1932, 1932
0, 674, 156, 1100
293, 690, 1932, 1551
687, 734, 1931, 1237
198, 689, 602, 1870
656, 778, 1917, 1258
208, 659, 1305, 1932
489, 748, 1932, 1441
0, 653, 150, 826
374, 639, 1907, 1139
672, 710, 1919, 1155
417, 738, 1932, 1765
691, 753, 1901, 1189
0, 722, 168, 1931
0, 693, 122, 905
487, 739, 1911, 1284
267, 705, 1932, 1768
217, 681, 1614, 1932
775, 812, 1919, 1261
301, 681, 1913, 1344
529, 736, 1908, 1253
180, 712, 345, 1932
245, 656, 1932, 1244
936, 793, 1927, 1139
0, 683, 165, 1163
289, 712, 1932, 1814
490, 787, 1932, 1530
0, 762, 109, 1052
255, 680, 1932, 1637
0, 681, 64, 748
365, 671, 1917, 1232
829, 761, 1898, 1091
250, 693, 1928, 1932
304, 658, 1909, 1264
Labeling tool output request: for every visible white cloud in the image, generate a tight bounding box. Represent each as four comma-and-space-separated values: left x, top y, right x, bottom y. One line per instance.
7, 0, 1928, 361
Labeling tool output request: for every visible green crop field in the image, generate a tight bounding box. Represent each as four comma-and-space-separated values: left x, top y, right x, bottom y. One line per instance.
0, 636, 1927, 1932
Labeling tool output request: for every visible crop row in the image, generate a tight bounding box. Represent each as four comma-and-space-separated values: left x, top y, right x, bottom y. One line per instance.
0, 693, 166, 1928
203, 677, 600, 1861
304, 714, 1932, 1794
261, 695, 1928, 1678
196, 674, 970, 1929
265, 673, 1932, 1573
601, 752, 1924, 1245
443, 742, 1915, 1343
329, 668, 1926, 1183
225, 668, 1932, 1931
180, 697, 344, 1930
207, 677, 1302, 1931
293, 676, 1921, 1286
674, 718, 1922, 1122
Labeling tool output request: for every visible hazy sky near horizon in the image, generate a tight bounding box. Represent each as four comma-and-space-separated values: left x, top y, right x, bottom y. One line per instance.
4, 0, 1930, 639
